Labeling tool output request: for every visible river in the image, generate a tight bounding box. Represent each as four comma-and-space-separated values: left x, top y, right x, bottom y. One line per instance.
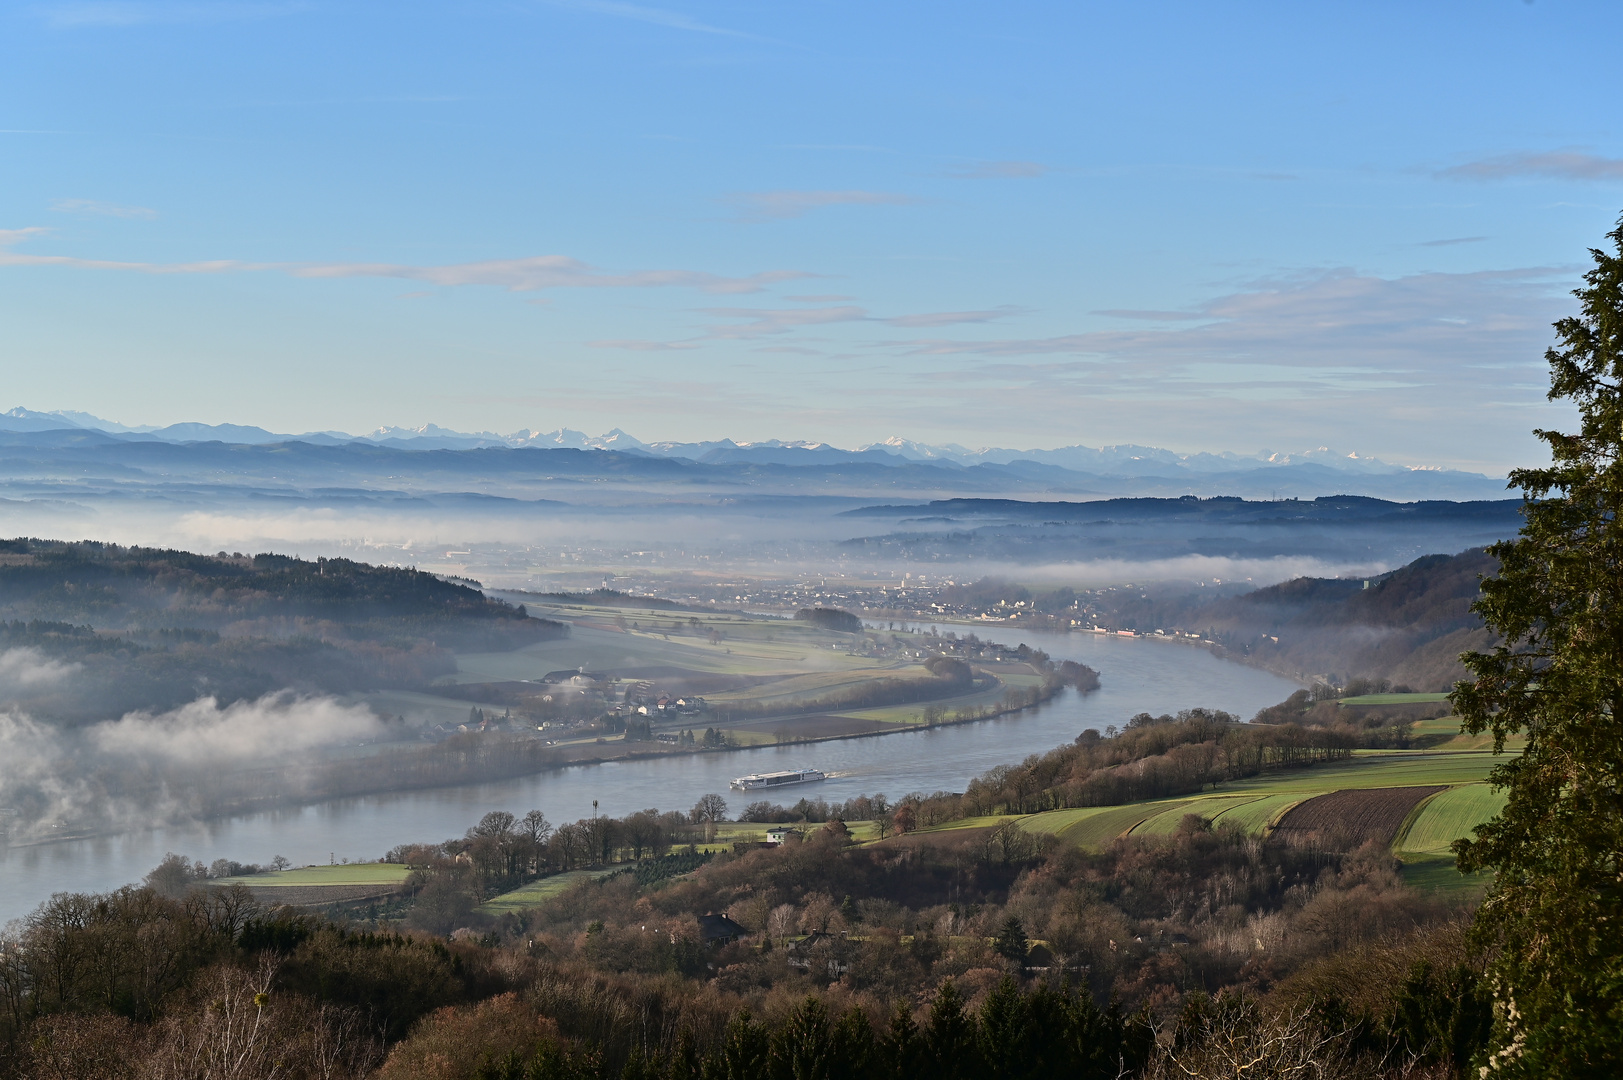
0, 626, 1300, 923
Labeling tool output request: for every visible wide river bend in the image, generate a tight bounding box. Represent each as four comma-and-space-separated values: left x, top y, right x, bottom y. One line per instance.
0, 626, 1300, 922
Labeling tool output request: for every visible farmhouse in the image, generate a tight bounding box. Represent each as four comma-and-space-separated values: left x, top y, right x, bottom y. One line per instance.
540, 667, 607, 687
698, 912, 748, 946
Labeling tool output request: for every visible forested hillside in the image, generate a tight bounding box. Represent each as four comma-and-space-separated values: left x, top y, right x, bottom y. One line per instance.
0, 540, 565, 721
1180, 549, 1494, 689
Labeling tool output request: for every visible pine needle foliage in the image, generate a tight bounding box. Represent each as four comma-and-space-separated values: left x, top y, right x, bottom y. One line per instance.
1451, 214, 1623, 1078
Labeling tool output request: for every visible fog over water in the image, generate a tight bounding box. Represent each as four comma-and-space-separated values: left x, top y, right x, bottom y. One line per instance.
0, 626, 1300, 923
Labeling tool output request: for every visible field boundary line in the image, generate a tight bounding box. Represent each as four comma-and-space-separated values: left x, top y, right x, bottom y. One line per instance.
1391, 785, 1454, 853
1257, 796, 1314, 839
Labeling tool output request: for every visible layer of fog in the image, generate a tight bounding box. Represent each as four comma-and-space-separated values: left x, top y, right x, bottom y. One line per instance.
0, 647, 81, 693
0, 652, 384, 843
0, 474, 1514, 591
0, 500, 879, 558
957, 555, 1393, 588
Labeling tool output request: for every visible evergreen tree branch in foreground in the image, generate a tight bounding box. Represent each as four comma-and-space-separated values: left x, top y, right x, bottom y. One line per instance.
1451, 212, 1623, 1078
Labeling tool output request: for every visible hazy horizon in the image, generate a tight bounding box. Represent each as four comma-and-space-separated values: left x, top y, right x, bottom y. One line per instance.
0, 404, 1521, 476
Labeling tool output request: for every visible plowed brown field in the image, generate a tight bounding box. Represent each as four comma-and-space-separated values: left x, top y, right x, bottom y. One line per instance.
1271, 786, 1446, 846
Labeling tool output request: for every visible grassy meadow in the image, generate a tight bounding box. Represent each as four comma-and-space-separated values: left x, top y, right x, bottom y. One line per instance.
214, 863, 410, 888
479, 869, 614, 915
385, 599, 1043, 754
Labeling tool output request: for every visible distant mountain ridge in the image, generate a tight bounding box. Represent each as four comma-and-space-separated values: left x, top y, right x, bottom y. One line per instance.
0, 407, 1499, 490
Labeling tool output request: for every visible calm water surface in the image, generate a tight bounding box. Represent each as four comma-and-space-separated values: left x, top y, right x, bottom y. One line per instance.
0, 626, 1300, 922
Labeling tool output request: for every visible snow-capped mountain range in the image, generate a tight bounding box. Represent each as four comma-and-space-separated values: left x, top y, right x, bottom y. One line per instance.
0, 406, 1489, 482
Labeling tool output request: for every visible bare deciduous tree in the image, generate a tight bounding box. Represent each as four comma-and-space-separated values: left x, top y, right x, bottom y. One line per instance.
1147, 997, 1355, 1080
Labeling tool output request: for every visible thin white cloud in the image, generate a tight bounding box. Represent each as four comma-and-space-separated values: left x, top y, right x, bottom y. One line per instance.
883, 306, 1025, 328
40, 1, 304, 28
700, 304, 868, 339
944, 160, 1047, 179
0, 248, 242, 275
0, 227, 52, 245
1419, 236, 1489, 247
1437, 150, 1623, 182
51, 198, 157, 219
544, 0, 754, 38
693, 304, 1022, 339
292, 255, 806, 294
728, 190, 918, 222
0, 230, 807, 294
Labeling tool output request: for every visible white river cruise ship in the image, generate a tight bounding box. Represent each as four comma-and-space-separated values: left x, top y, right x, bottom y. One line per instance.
730, 768, 826, 791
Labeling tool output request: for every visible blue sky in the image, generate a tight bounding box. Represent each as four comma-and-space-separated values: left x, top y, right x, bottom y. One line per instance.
2, 1, 1620, 473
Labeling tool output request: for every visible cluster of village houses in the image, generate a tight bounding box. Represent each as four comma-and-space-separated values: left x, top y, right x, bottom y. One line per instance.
417, 665, 709, 742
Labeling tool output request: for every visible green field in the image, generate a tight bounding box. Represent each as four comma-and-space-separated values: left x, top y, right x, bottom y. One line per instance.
1014, 793, 1287, 848
1221, 750, 1507, 793
1340, 692, 1452, 705
478, 870, 612, 914
706, 668, 912, 706
214, 863, 410, 887
1033, 801, 1201, 846
1132, 795, 1261, 836
448, 604, 886, 687
715, 728, 781, 746
1398, 853, 1494, 896
837, 681, 1012, 724
1412, 715, 1464, 735
1394, 783, 1507, 855
1209, 793, 1309, 832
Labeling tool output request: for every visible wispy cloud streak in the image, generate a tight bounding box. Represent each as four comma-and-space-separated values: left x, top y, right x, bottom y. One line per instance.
0, 230, 806, 294
944, 160, 1047, 179
590, 304, 1024, 348
1437, 150, 1623, 182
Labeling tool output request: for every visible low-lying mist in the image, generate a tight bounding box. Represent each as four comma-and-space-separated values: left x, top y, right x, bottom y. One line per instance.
0, 484, 1520, 593
951, 554, 1394, 588
0, 665, 384, 844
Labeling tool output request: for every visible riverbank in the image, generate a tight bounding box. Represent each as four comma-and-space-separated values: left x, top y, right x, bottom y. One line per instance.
1, 665, 1081, 852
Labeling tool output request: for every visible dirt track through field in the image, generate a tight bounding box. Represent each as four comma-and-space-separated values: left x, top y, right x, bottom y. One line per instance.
1270, 786, 1446, 847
